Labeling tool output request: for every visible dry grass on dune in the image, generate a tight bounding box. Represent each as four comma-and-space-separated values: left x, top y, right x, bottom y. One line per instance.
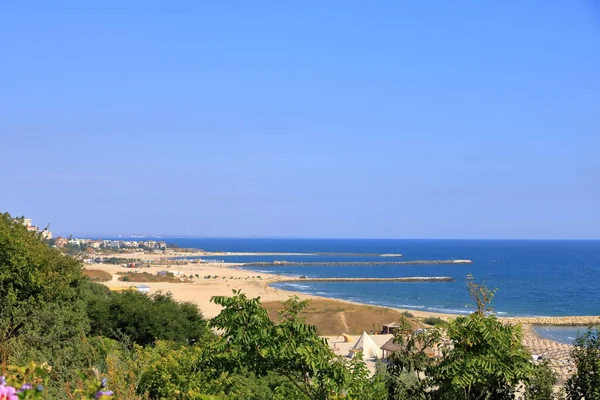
83, 269, 113, 282
263, 299, 421, 336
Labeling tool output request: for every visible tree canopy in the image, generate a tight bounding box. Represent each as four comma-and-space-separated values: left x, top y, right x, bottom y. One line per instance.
87, 287, 210, 346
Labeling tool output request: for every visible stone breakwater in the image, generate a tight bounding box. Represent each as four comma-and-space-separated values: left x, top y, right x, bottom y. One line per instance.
242, 259, 473, 267
312, 252, 403, 257
281, 277, 454, 283
500, 316, 600, 326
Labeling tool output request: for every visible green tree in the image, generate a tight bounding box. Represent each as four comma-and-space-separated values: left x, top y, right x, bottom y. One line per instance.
87, 288, 209, 346
209, 291, 376, 400
0, 213, 90, 360
385, 317, 441, 399
525, 361, 557, 400
384, 276, 535, 400
428, 277, 533, 400
565, 326, 600, 400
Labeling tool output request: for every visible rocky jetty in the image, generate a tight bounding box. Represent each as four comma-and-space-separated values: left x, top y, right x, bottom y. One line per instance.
500, 316, 600, 326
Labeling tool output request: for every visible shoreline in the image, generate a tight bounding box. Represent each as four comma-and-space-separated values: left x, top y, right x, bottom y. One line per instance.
86, 257, 460, 320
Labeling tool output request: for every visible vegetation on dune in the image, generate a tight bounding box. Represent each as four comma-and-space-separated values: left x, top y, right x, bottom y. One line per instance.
82, 269, 113, 282
262, 299, 421, 335
117, 271, 185, 283
0, 212, 598, 399
421, 316, 445, 327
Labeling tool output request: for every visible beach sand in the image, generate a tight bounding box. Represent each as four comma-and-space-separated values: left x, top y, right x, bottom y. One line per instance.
88, 260, 454, 320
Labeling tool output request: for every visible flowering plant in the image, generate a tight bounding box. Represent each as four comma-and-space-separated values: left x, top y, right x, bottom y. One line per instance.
0, 363, 113, 399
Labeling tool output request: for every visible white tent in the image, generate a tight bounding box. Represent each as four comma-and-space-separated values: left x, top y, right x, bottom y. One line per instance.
348, 331, 383, 360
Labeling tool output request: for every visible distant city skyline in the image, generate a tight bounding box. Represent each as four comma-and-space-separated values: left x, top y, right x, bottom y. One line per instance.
2, 1, 600, 239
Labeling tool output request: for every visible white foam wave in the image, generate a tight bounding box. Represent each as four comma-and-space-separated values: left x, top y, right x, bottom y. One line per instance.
398, 304, 426, 309
281, 283, 312, 289
427, 307, 472, 315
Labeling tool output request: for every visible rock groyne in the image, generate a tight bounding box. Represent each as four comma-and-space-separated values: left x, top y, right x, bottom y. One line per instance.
500, 316, 600, 326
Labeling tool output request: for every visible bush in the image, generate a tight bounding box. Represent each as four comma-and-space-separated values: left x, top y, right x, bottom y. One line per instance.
86, 289, 210, 346
565, 327, 600, 399
83, 269, 113, 282
423, 316, 445, 326
526, 360, 557, 400
401, 311, 414, 318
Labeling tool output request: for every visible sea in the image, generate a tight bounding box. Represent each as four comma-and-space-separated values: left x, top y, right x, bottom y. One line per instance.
155, 238, 600, 344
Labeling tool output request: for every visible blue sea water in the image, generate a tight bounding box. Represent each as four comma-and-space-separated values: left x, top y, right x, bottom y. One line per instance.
164, 238, 599, 316
531, 326, 589, 345
162, 238, 599, 342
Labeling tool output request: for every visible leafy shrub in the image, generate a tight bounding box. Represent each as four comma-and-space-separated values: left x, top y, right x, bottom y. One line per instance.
565, 327, 600, 399
422, 316, 444, 326
83, 269, 112, 282
86, 288, 209, 346
526, 360, 557, 400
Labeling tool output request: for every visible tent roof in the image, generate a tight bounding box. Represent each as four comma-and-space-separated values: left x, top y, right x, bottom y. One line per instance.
349, 331, 383, 360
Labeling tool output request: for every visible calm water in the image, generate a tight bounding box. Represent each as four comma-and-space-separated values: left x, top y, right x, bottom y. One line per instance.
531, 326, 590, 345
163, 238, 599, 341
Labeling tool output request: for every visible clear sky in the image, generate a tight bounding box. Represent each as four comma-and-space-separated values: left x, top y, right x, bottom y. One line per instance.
1, 1, 599, 239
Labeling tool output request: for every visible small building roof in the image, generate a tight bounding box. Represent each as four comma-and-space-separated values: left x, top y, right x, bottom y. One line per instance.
381, 337, 402, 352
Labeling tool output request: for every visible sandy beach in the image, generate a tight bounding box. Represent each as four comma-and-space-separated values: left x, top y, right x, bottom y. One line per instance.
89, 259, 455, 320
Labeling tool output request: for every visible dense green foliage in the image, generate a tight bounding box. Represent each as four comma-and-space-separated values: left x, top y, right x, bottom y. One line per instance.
86, 285, 209, 346
565, 327, 600, 400
383, 277, 551, 400
0, 213, 92, 396
526, 361, 558, 400
429, 313, 533, 399
210, 291, 379, 399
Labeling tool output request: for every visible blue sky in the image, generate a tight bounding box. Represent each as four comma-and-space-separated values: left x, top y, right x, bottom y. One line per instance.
1, 1, 599, 239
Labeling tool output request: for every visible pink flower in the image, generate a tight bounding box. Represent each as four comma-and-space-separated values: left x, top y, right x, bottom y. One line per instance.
0, 384, 18, 400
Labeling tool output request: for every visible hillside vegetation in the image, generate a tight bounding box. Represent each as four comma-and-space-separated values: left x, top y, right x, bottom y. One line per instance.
0, 212, 598, 399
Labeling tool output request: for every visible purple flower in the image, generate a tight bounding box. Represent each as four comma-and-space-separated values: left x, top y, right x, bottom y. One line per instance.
0, 377, 5, 385
95, 390, 114, 398
0, 384, 18, 400
101, 377, 108, 388
17, 384, 32, 393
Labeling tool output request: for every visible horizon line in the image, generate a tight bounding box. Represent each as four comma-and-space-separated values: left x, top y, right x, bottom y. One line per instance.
52, 234, 600, 241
